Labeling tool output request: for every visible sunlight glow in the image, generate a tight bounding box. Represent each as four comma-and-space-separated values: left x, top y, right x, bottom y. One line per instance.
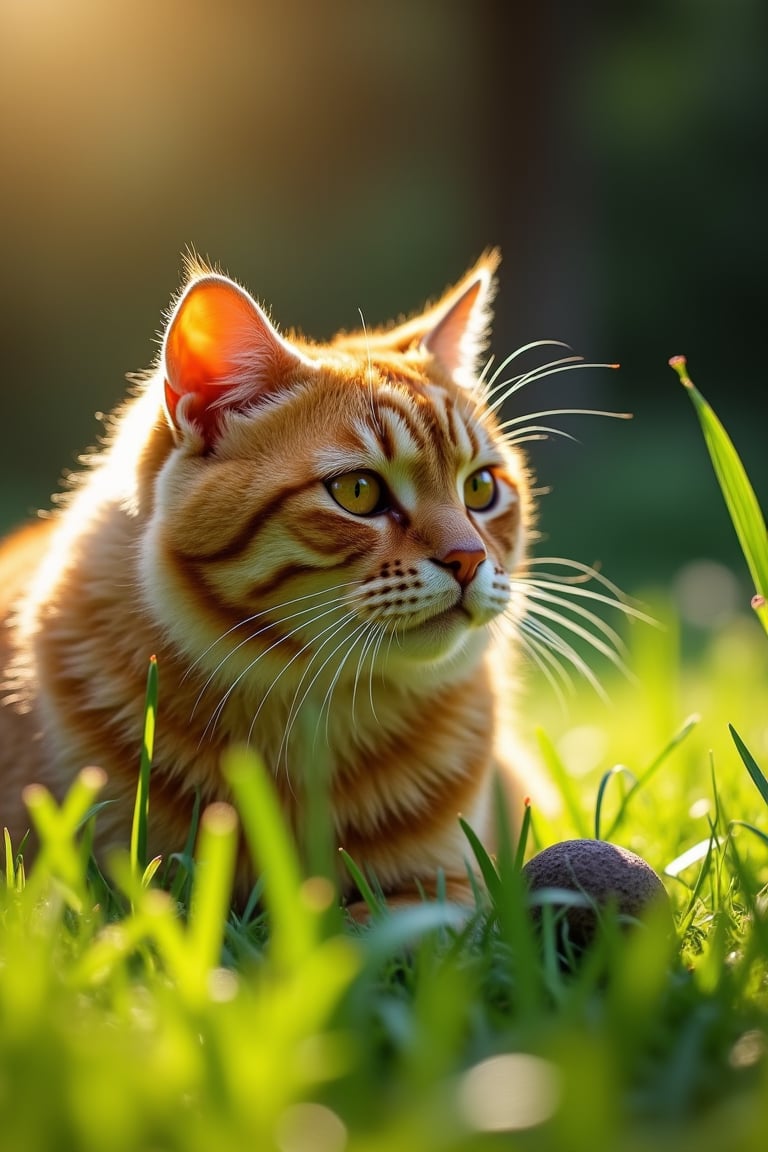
458, 1053, 560, 1132
276, 1103, 347, 1152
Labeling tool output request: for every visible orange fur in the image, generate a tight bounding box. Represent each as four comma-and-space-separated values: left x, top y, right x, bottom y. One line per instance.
0, 252, 533, 907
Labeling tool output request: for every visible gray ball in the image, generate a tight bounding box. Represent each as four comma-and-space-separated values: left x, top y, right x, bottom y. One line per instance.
522, 839, 672, 951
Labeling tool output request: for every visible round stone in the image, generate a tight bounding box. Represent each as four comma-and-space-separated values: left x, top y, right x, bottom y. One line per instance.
522, 838, 672, 951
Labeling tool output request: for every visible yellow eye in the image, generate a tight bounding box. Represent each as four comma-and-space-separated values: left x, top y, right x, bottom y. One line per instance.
463, 468, 497, 512
328, 471, 386, 516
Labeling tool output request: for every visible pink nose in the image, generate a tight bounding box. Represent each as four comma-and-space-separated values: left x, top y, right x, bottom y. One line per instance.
438, 547, 486, 588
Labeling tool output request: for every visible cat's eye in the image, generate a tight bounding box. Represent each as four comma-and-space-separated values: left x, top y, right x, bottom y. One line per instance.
327, 471, 387, 516
463, 468, 497, 512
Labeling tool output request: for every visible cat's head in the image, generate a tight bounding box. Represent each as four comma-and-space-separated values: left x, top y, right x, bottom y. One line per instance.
142, 253, 530, 695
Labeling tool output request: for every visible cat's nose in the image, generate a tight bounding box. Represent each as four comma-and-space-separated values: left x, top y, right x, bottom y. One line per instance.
436, 546, 486, 588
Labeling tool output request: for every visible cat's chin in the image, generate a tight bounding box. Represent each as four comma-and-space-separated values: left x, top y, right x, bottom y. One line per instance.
388, 606, 487, 665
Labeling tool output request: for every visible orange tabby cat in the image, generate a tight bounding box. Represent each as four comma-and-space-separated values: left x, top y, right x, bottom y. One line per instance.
0, 252, 535, 908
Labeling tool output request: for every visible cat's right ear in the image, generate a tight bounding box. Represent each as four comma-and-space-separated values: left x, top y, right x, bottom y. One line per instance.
162, 274, 309, 442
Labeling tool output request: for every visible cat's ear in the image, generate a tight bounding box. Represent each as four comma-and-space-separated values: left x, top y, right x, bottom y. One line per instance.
420, 250, 499, 388
162, 273, 308, 441
375, 251, 499, 388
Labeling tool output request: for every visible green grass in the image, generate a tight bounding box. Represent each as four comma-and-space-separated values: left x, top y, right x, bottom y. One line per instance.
2, 612, 767, 1152
2, 370, 768, 1151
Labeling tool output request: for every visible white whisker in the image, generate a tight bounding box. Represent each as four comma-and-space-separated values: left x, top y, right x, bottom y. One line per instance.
278, 613, 369, 768
518, 614, 610, 701
182, 578, 360, 685
498, 406, 631, 431
319, 619, 381, 745
192, 588, 355, 720
487, 359, 619, 416
203, 605, 357, 745
515, 584, 629, 655
517, 626, 575, 709
503, 425, 580, 447
351, 619, 389, 726
482, 341, 572, 398
519, 574, 654, 626
522, 601, 627, 673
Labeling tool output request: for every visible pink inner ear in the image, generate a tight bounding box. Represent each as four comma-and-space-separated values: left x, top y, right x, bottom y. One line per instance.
423, 279, 483, 373
163, 275, 294, 436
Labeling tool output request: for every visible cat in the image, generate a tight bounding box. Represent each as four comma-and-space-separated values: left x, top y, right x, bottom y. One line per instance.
0, 251, 614, 913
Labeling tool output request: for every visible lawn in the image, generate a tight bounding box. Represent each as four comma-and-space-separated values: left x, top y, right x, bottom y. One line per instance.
2, 377, 768, 1152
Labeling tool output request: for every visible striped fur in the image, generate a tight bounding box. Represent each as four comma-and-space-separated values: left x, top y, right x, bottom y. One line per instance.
0, 252, 534, 908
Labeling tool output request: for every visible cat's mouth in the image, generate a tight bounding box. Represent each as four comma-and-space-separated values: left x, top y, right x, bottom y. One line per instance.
396, 600, 473, 636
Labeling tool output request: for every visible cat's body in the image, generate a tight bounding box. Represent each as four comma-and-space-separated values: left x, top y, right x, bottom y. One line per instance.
0, 252, 533, 906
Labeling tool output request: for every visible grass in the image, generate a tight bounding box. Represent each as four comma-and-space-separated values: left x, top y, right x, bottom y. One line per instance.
2, 368, 768, 1151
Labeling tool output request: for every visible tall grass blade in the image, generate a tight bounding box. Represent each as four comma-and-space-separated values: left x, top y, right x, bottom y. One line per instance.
458, 817, 500, 902
337, 848, 384, 918
224, 745, 314, 972
187, 802, 238, 989
3, 828, 14, 888
670, 356, 768, 634
729, 724, 768, 808
131, 655, 158, 876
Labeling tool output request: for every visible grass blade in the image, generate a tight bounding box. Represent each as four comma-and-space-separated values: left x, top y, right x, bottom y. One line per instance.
338, 847, 384, 918
729, 724, 768, 808
130, 655, 158, 876
602, 714, 699, 839
186, 802, 238, 989
3, 828, 15, 888
224, 744, 314, 972
670, 356, 768, 634
459, 816, 501, 902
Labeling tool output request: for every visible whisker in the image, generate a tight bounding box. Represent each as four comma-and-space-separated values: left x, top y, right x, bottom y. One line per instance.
487, 359, 619, 416
485, 355, 585, 413
482, 341, 572, 399
516, 626, 575, 708
520, 600, 629, 673
370, 620, 395, 714
522, 556, 625, 592
476, 352, 496, 391
203, 606, 357, 745
519, 573, 655, 626
514, 584, 629, 655
517, 614, 610, 702
521, 558, 656, 624
279, 614, 369, 767
249, 608, 359, 734
319, 619, 380, 745
192, 589, 355, 719
497, 406, 632, 432
182, 578, 361, 685
351, 619, 388, 725
503, 425, 580, 447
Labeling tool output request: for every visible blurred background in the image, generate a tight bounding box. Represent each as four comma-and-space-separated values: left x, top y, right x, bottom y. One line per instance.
1, 0, 766, 615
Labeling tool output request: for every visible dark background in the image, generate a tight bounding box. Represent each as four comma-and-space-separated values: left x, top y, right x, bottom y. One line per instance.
1, 0, 766, 601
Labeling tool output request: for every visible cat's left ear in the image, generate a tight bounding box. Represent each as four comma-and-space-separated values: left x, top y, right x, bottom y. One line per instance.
162, 272, 309, 442
419, 249, 500, 388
